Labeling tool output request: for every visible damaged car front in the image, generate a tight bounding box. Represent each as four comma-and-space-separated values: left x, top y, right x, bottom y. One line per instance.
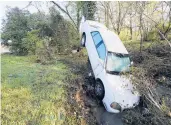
101, 51, 140, 113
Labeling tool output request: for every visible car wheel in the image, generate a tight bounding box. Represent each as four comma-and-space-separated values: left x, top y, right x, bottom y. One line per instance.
81, 34, 86, 47
95, 80, 105, 100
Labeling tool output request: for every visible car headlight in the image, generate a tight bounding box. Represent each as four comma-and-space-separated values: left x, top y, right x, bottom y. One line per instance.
110, 102, 121, 111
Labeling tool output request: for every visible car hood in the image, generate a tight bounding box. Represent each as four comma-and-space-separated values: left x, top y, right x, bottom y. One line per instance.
106, 74, 135, 90
106, 74, 140, 108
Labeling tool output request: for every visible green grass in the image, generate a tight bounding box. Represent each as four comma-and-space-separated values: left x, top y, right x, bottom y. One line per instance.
1, 54, 80, 125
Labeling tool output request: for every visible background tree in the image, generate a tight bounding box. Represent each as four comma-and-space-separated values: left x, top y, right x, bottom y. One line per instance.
51, 1, 79, 31
81, 1, 96, 20
1, 1, 171, 57
98, 1, 110, 28
1, 7, 31, 55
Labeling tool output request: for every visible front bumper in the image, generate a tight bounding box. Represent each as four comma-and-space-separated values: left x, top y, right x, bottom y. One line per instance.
102, 97, 140, 113
103, 101, 122, 113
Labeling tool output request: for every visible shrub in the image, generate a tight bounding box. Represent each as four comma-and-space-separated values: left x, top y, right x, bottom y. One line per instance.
147, 29, 160, 41
1, 7, 30, 55
22, 30, 41, 55
119, 29, 130, 41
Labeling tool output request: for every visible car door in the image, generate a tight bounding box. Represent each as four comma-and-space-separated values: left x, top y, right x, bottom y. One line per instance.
85, 31, 100, 72
90, 31, 107, 77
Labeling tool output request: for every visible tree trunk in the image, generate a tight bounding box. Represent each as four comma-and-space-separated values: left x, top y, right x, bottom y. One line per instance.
140, 14, 143, 53
117, 1, 121, 35
106, 2, 109, 28
130, 15, 133, 40
76, 7, 80, 30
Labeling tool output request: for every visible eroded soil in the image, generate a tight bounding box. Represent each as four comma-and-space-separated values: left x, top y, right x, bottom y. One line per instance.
59, 55, 124, 125
59, 44, 171, 125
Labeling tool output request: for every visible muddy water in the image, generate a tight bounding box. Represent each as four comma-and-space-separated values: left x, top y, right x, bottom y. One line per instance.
91, 106, 123, 125
83, 77, 123, 125
60, 57, 124, 125
62, 55, 171, 125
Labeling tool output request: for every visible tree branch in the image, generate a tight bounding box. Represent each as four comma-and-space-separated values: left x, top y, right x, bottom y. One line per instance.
51, 1, 78, 31
22, 1, 32, 10
137, 3, 171, 47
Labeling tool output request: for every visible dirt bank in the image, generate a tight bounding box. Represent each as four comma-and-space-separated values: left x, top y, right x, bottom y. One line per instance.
59, 55, 124, 125
58, 41, 171, 125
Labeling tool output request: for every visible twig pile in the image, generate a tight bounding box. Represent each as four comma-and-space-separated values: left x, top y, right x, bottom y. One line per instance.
124, 42, 171, 125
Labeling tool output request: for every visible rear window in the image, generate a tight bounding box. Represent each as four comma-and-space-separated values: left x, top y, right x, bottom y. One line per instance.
91, 31, 106, 60
91, 31, 102, 46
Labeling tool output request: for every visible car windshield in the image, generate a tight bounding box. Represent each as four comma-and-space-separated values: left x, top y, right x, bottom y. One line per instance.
106, 52, 131, 74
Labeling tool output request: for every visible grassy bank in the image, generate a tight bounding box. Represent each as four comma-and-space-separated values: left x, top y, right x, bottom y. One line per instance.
2, 40, 170, 125
1, 54, 86, 125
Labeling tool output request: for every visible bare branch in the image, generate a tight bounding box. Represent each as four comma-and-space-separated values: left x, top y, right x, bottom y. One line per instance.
137, 3, 171, 47
21, 1, 32, 10
51, 1, 78, 31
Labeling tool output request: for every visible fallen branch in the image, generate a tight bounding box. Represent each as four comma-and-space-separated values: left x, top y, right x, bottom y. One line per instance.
147, 92, 161, 110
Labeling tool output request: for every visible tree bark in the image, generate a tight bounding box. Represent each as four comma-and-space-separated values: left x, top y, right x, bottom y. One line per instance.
140, 13, 143, 53
106, 2, 109, 28
117, 2, 121, 35
130, 15, 133, 40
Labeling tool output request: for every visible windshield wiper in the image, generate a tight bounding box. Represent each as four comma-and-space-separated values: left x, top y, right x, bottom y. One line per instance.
106, 70, 120, 75
119, 70, 130, 75
107, 70, 130, 75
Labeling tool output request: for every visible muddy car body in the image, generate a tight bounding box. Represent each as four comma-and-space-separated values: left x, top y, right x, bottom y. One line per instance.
79, 19, 140, 113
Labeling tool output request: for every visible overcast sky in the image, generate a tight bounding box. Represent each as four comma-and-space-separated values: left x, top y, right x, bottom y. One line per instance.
0, 1, 63, 31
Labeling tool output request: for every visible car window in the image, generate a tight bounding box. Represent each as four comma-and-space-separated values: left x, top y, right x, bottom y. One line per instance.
97, 42, 106, 60
91, 31, 102, 46
91, 31, 106, 60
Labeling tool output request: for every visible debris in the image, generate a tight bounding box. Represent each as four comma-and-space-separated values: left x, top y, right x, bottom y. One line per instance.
141, 107, 150, 117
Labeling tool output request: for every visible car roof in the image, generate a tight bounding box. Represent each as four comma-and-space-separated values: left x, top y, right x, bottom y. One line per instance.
86, 20, 128, 54
87, 20, 108, 30
99, 29, 128, 54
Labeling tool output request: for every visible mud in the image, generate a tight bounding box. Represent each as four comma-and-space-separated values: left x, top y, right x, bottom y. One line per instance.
83, 77, 123, 125
59, 44, 171, 125
59, 56, 124, 125
125, 43, 171, 125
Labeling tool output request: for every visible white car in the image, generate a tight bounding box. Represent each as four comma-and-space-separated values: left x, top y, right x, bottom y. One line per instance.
79, 18, 140, 113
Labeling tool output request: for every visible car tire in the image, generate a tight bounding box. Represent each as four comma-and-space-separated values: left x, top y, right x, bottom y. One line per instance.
95, 80, 105, 100
81, 34, 86, 47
